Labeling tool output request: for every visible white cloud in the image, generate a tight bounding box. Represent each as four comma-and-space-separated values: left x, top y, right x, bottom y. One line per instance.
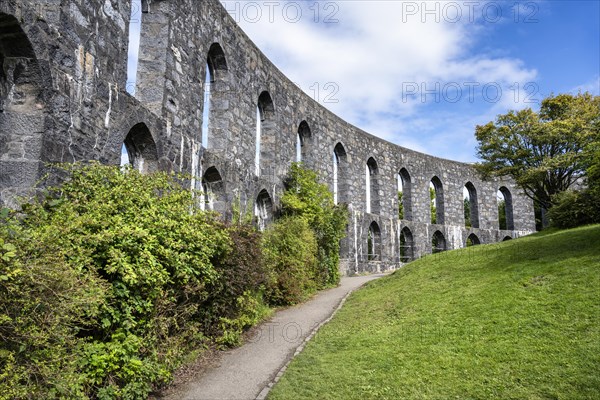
569, 76, 600, 96
222, 0, 539, 162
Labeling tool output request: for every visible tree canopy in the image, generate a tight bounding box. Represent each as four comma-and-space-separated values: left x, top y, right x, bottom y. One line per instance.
475, 92, 600, 212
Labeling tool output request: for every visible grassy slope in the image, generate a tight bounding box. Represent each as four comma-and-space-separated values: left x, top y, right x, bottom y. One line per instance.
269, 225, 600, 400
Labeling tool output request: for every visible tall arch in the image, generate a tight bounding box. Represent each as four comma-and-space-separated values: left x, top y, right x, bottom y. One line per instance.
122, 123, 158, 174
202, 43, 228, 149
398, 168, 412, 221
296, 120, 312, 163
255, 189, 273, 231
400, 226, 414, 262
367, 221, 381, 261
256, 91, 275, 177
333, 143, 348, 205
498, 187, 514, 230
0, 13, 46, 206
464, 182, 480, 228
432, 230, 447, 253
430, 176, 445, 225
366, 157, 380, 214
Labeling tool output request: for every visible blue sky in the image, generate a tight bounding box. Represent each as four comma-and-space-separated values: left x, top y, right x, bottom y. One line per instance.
128, 1, 599, 163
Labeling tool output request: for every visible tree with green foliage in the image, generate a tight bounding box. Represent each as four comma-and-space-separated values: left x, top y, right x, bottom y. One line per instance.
475, 92, 600, 219
280, 163, 349, 287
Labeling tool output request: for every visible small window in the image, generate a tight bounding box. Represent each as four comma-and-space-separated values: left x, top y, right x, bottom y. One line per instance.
368, 222, 381, 261
432, 230, 447, 254
430, 177, 444, 225
400, 227, 414, 262
122, 123, 158, 174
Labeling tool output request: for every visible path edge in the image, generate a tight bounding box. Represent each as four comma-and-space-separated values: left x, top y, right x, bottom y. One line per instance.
255, 278, 375, 400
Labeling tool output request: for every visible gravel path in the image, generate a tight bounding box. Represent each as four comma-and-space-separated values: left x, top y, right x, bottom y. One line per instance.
164, 274, 386, 400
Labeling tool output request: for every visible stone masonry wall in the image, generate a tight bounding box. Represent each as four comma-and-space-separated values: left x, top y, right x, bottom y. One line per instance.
0, 0, 536, 275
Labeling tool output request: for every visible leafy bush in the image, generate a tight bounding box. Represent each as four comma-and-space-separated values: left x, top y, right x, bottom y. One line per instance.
549, 190, 600, 229
0, 162, 348, 398
263, 216, 318, 305
0, 164, 233, 398
0, 211, 105, 399
280, 163, 348, 287
200, 224, 269, 341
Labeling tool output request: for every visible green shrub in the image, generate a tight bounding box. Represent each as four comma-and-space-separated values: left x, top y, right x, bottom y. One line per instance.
1, 164, 232, 399
215, 291, 271, 347
263, 216, 319, 305
200, 224, 268, 338
0, 212, 105, 399
549, 189, 600, 228
281, 163, 348, 287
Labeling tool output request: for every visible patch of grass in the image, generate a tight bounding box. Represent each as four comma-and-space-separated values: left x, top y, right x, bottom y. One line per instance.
269, 225, 600, 400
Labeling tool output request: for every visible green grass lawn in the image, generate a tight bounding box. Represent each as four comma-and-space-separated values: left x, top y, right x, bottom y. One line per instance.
268, 225, 600, 400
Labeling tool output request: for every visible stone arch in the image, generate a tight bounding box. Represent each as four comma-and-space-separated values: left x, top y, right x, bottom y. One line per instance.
464, 182, 480, 228
430, 176, 445, 225
201, 166, 226, 214
255, 189, 273, 231
366, 157, 381, 214
502, 236, 512, 241
333, 142, 349, 205
202, 42, 229, 149
498, 186, 514, 230
0, 13, 47, 206
296, 120, 312, 163
400, 226, 414, 262
367, 221, 381, 261
466, 233, 481, 247
398, 168, 412, 221
432, 230, 447, 253
256, 91, 275, 177
122, 123, 159, 174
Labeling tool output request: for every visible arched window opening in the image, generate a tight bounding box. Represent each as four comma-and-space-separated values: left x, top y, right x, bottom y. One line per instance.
432, 230, 447, 254
201, 166, 224, 212
366, 157, 380, 214
255, 189, 273, 231
503, 236, 513, 241
367, 222, 381, 261
122, 123, 158, 174
201, 63, 211, 148
0, 13, 45, 207
400, 227, 414, 263
202, 43, 228, 149
430, 177, 445, 225
256, 91, 274, 177
296, 120, 312, 163
126, 0, 142, 95
466, 233, 481, 247
398, 168, 412, 221
333, 143, 347, 205
497, 187, 514, 230
464, 182, 479, 228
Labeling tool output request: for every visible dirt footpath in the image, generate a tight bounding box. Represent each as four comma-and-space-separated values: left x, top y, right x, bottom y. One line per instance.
160, 274, 386, 400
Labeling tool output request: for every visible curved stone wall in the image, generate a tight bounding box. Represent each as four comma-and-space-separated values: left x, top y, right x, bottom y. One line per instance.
0, 0, 536, 274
